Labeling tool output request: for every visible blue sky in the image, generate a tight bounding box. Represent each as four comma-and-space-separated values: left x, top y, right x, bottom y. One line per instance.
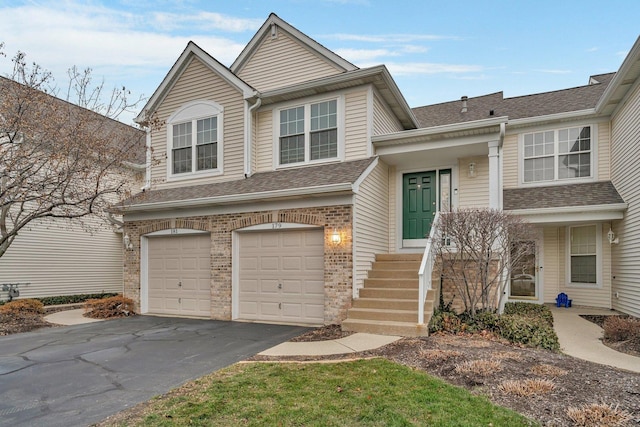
1, 0, 638, 125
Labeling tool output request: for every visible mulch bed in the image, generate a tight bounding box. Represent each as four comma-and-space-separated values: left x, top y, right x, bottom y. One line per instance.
0, 313, 54, 336
581, 314, 640, 357
251, 329, 640, 427
288, 324, 354, 342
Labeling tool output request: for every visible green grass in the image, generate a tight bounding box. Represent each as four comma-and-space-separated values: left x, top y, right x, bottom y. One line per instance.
122, 358, 535, 426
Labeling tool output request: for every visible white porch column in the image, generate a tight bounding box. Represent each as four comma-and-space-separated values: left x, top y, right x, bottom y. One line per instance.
488, 140, 501, 209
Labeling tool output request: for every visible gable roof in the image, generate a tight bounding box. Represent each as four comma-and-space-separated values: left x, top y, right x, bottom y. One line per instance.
411, 73, 616, 128
135, 41, 255, 124
596, 36, 640, 116
231, 13, 358, 75
115, 157, 377, 212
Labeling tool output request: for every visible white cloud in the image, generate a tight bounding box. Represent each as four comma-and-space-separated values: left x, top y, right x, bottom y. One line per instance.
322, 33, 459, 43
586, 46, 599, 52
334, 48, 399, 62
361, 62, 483, 76
150, 11, 263, 32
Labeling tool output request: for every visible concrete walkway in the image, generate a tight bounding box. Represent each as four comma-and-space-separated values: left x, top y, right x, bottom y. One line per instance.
551, 306, 640, 373
258, 332, 400, 356
44, 309, 104, 325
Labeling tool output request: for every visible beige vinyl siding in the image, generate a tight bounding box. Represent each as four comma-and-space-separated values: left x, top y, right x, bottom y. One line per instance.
255, 110, 273, 172
354, 161, 390, 291
597, 123, 610, 180
0, 216, 122, 300
373, 92, 403, 135
544, 226, 611, 308
610, 81, 640, 317
388, 166, 396, 252
457, 156, 490, 208
150, 57, 246, 190
237, 29, 343, 92
344, 88, 369, 161
502, 133, 518, 188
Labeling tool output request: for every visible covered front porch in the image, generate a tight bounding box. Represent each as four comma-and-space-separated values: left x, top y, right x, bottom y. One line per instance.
372, 117, 507, 252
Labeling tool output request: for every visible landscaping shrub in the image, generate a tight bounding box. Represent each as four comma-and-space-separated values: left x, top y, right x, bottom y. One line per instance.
0, 299, 44, 317
84, 295, 135, 319
499, 379, 556, 396
429, 309, 466, 334
603, 315, 640, 343
503, 302, 554, 326
36, 293, 119, 306
566, 403, 632, 427
498, 314, 560, 351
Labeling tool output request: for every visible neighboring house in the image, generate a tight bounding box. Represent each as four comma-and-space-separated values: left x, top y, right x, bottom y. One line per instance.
117, 13, 640, 334
0, 77, 146, 301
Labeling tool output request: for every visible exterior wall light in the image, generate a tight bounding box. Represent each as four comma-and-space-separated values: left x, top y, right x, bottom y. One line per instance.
331, 229, 341, 245
123, 233, 134, 250
468, 162, 476, 178
607, 228, 619, 245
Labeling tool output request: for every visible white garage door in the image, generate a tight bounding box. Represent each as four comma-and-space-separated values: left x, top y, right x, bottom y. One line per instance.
238, 229, 324, 325
148, 234, 211, 318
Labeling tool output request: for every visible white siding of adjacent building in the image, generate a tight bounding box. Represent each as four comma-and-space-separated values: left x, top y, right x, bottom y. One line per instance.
255, 110, 273, 172
0, 216, 123, 300
150, 57, 246, 189
373, 92, 403, 135
502, 133, 518, 188
597, 123, 611, 180
611, 81, 640, 317
237, 29, 343, 92
457, 156, 490, 208
354, 161, 390, 291
344, 88, 369, 161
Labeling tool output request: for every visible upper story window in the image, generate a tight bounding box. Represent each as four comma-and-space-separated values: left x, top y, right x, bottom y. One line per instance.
167, 100, 223, 180
522, 125, 592, 183
277, 98, 341, 166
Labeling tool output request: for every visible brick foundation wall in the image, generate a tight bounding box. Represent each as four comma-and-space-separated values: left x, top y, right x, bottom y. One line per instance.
123, 205, 353, 324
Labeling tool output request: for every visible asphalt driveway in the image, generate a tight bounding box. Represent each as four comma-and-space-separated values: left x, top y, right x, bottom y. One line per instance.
0, 316, 308, 427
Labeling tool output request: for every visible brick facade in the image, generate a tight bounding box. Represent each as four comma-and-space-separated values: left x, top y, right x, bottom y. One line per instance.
123, 205, 353, 324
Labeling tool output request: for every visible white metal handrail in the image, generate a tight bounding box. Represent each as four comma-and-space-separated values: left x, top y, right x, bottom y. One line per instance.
417, 211, 440, 325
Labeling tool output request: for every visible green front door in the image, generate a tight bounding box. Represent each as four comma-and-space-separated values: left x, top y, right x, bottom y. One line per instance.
403, 171, 437, 239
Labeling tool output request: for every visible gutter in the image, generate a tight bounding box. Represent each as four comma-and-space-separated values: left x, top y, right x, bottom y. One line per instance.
507, 203, 628, 216
507, 109, 596, 127
372, 116, 508, 146
119, 182, 354, 212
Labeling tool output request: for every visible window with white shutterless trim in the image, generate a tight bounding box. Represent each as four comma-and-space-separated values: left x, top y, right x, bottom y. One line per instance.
167, 100, 223, 179
275, 97, 343, 166
567, 224, 601, 286
521, 125, 594, 184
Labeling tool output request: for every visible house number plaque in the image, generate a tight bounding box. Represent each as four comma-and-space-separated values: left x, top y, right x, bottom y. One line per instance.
271, 222, 282, 229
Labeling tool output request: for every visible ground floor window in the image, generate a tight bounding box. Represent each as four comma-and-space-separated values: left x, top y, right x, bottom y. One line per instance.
569, 225, 597, 284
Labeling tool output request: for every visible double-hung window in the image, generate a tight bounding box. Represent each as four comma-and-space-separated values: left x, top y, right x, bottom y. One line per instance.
569, 225, 598, 284
278, 99, 339, 166
523, 126, 592, 183
167, 100, 223, 179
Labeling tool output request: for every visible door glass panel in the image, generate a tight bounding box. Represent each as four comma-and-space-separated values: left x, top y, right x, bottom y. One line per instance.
510, 241, 537, 298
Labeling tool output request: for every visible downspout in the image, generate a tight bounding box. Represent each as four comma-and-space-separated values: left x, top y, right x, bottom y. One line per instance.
245, 92, 262, 178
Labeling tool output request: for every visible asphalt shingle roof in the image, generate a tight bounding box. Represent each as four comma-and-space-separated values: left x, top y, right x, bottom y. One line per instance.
118, 157, 377, 209
412, 73, 616, 128
503, 181, 625, 211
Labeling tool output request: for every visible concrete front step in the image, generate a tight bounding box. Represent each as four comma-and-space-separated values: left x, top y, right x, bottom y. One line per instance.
347, 307, 420, 322
342, 318, 430, 337
358, 288, 419, 299
371, 261, 421, 270
375, 253, 422, 262
368, 269, 418, 279
353, 297, 417, 310
363, 278, 418, 288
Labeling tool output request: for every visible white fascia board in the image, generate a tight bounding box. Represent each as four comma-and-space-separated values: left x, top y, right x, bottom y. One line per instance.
508, 203, 627, 223
123, 182, 354, 212
258, 66, 417, 129
135, 42, 255, 123
352, 157, 379, 193
596, 36, 640, 113
506, 109, 597, 128
372, 116, 508, 146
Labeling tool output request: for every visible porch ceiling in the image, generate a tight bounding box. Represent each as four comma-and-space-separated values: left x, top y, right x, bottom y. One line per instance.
376, 140, 489, 168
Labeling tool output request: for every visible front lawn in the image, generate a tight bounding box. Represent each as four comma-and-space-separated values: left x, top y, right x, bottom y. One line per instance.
103, 358, 534, 426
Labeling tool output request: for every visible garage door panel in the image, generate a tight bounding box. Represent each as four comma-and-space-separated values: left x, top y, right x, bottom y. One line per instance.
147, 234, 211, 318
238, 229, 325, 325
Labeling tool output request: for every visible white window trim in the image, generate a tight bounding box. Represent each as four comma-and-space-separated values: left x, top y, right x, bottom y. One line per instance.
565, 223, 602, 288
518, 123, 598, 187
272, 95, 345, 169
166, 100, 224, 182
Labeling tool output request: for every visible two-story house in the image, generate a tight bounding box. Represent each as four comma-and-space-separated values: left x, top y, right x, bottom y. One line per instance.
116, 13, 640, 335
